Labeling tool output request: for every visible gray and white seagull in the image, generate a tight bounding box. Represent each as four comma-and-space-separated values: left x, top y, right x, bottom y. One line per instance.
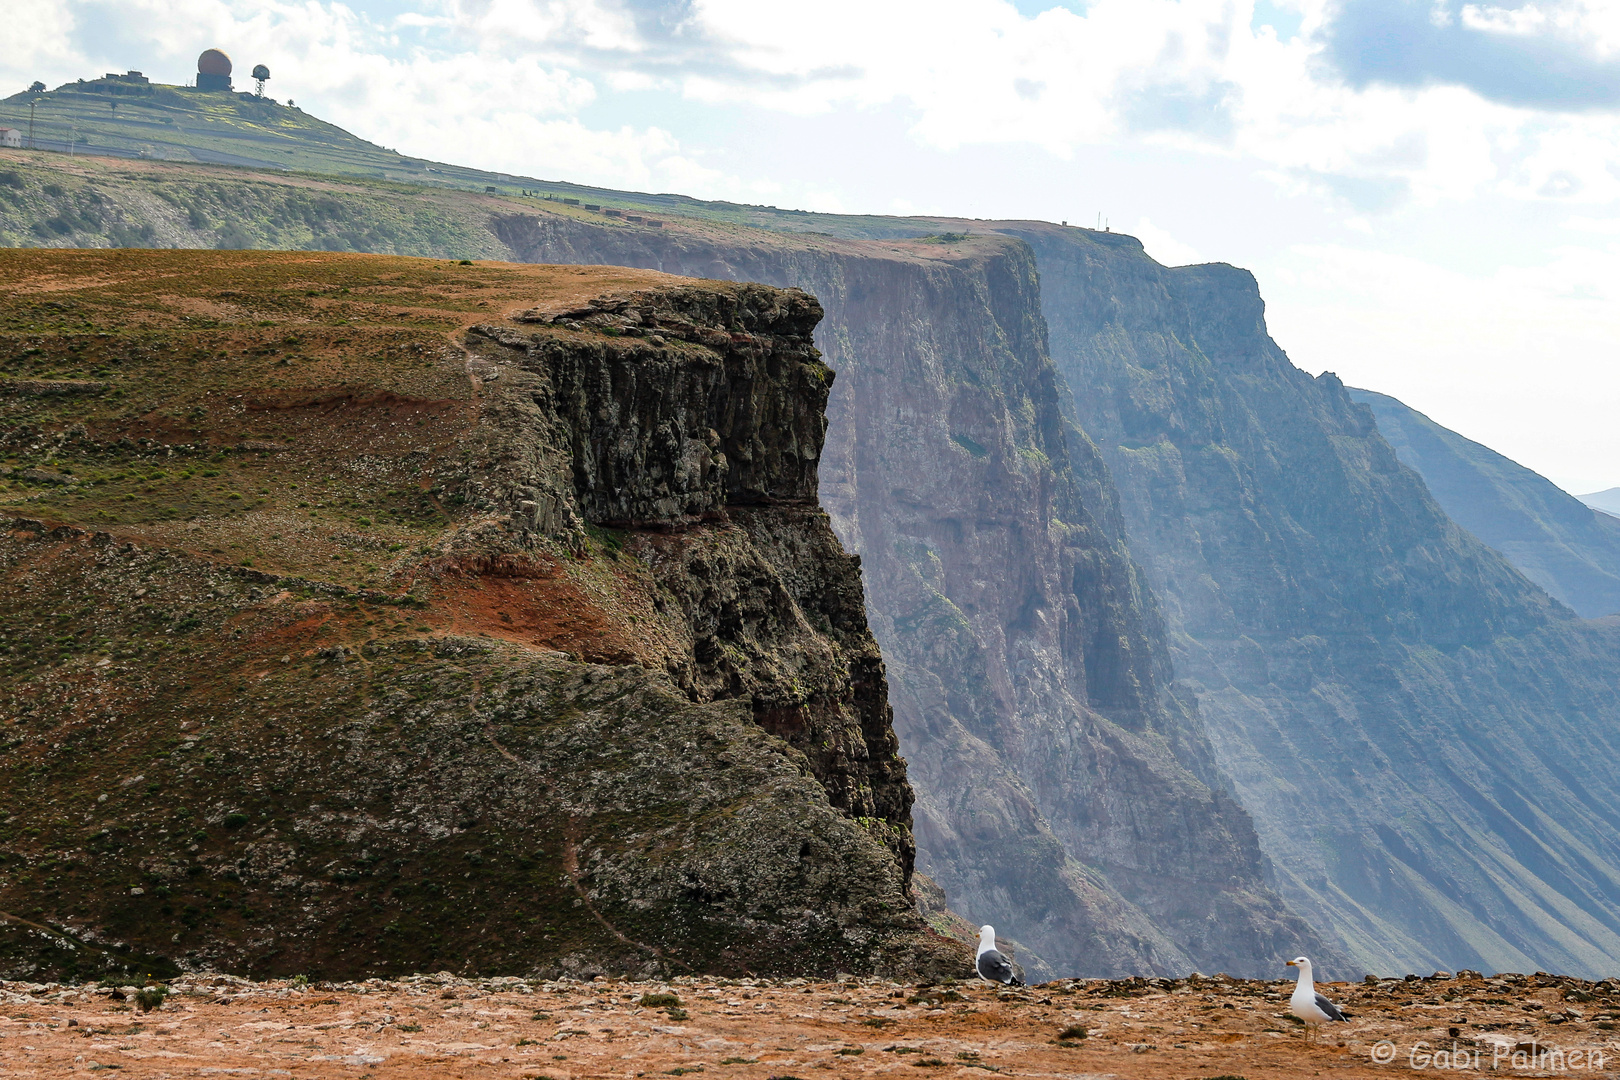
1286, 956, 1347, 1041
975, 925, 1024, 987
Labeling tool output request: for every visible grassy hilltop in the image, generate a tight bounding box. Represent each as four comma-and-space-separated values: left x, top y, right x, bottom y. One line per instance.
0, 248, 605, 571
1, 77, 543, 192
1, 77, 938, 239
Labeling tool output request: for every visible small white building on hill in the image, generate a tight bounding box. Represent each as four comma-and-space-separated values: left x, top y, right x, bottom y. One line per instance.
0, 128, 22, 148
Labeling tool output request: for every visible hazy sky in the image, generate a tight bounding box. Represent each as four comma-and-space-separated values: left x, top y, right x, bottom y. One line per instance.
9, 0, 1620, 492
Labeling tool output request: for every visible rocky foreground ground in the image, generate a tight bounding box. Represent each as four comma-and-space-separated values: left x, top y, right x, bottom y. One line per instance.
4, 968, 1619, 1078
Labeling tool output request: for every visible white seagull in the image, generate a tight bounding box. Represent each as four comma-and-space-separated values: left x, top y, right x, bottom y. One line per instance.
975, 925, 1024, 987
1286, 956, 1347, 1040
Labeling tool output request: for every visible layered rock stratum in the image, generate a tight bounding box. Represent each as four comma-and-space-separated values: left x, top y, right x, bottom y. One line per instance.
0, 249, 954, 981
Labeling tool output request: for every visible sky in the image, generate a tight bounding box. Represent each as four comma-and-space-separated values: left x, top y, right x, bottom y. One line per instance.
7, 0, 1620, 493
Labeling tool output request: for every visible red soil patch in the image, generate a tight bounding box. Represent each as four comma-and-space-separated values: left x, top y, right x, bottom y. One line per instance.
419, 555, 659, 666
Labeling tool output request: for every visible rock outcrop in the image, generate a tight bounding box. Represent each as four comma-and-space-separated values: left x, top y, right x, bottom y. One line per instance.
0, 250, 949, 981
493, 217, 1331, 978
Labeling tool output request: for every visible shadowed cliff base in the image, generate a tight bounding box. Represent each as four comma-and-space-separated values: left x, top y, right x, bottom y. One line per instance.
0, 249, 960, 981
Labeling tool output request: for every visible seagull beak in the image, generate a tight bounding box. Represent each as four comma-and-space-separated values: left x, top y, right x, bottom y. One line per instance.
1285, 960, 1297, 967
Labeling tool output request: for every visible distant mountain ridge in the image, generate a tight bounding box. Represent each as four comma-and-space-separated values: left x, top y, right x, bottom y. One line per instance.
1581, 488, 1620, 520
1015, 230, 1620, 977
1351, 389, 1620, 619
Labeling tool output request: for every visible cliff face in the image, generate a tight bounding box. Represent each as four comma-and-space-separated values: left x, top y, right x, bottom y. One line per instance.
1011, 223, 1620, 977
1351, 388, 1620, 619
0, 155, 1322, 978
0, 250, 948, 981
16, 147, 1620, 980
495, 215, 1329, 977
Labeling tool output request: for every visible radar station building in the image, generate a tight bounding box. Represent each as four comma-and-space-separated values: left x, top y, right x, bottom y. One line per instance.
196, 49, 233, 92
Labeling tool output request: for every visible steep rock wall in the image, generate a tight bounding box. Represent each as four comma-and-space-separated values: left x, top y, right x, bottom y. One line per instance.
1010, 223, 1620, 977
494, 215, 1328, 977
461, 293, 912, 863
0, 156, 1327, 977
20, 148, 1620, 978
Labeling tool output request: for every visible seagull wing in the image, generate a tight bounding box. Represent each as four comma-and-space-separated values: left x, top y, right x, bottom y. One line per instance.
1314, 992, 1348, 1021
976, 949, 1022, 986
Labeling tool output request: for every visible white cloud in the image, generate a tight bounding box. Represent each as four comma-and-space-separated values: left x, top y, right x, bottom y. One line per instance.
1460, 3, 1551, 36
1135, 216, 1204, 265
527, 0, 1620, 221
802, 190, 847, 213
15, 0, 1620, 216
1564, 214, 1620, 234
1459, 2, 1620, 52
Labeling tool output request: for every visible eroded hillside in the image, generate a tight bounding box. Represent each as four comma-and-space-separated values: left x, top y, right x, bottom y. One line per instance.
0, 249, 953, 982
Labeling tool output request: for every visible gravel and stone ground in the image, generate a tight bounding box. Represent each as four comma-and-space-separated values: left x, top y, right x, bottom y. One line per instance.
5, 969, 1619, 1078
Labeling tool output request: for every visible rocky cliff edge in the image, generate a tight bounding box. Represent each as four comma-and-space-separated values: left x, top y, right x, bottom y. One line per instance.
0, 249, 952, 982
